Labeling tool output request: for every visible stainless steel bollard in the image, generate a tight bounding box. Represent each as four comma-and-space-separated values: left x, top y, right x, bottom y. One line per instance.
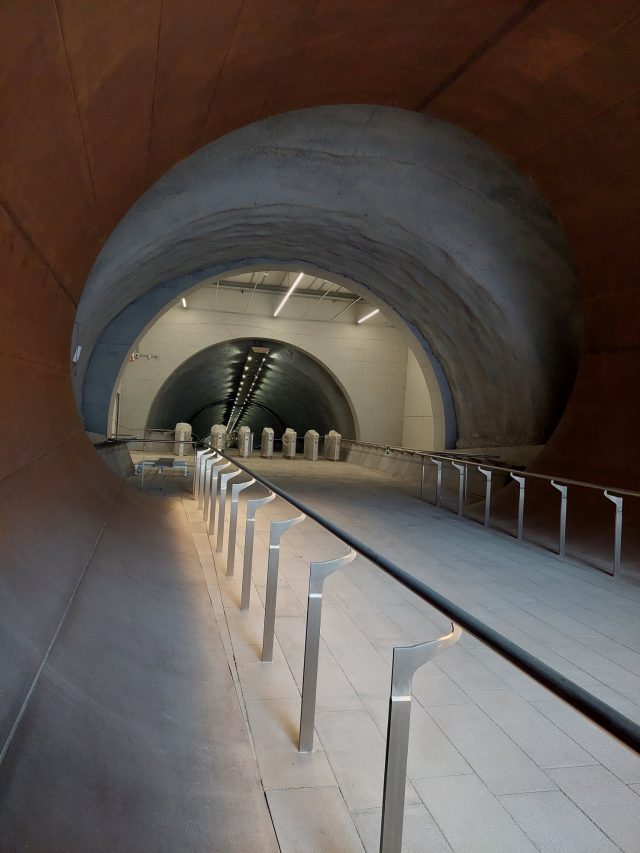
227, 477, 256, 576
478, 466, 492, 527
604, 490, 623, 575
380, 624, 462, 853
510, 473, 526, 540
196, 449, 216, 506
451, 462, 465, 516
202, 454, 222, 521
429, 457, 443, 507
240, 491, 276, 610
551, 480, 568, 558
216, 469, 241, 553
208, 459, 231, 532
194, 448, 208, 496
261, 514, 305, 661
298, 550, 357, 752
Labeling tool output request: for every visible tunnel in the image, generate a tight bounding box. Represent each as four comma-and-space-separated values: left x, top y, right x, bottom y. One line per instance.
2, 3, 639, 850
145, 338, 357, 441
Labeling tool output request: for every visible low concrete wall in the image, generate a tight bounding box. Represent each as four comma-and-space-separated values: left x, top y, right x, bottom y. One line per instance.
341, 443, 513, 507
94, 440, 134, 478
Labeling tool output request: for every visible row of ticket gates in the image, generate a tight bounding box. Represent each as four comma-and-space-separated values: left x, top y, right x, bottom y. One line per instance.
213, 425, 342, 461
172, 422, 342, 461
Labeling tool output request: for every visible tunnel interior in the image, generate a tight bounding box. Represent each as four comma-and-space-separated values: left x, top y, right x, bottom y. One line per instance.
146, 337, 356, 442
3, 4, 640, 849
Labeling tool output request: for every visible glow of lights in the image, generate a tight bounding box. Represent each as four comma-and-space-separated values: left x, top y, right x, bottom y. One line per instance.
357, 308, 380, 324
181, 297, 187, 308
273, 272, 304, 317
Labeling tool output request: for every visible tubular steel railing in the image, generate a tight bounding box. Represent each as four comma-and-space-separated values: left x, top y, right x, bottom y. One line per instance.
341, 439, 640, 576
192, 447, 640, 853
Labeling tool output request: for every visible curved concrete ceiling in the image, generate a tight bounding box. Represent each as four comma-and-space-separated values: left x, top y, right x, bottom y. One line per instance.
147, 338, 357, 440
75, 106, 580, 449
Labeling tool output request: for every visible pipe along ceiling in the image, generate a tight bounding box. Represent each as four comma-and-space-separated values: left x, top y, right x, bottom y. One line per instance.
146, 338, 356, 441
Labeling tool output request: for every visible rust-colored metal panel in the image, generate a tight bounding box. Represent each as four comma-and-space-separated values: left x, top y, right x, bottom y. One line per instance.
584, 290, 640, 352
554, 164, 640, 295
0, 355, 81, 480
146, 0, 243, 183
0, 1, 102, 295
519, 93, 640, 202
56, 0, 161, 234
200, 0, 320, 142
480, 15, 640, 161
0, 206, 75, 369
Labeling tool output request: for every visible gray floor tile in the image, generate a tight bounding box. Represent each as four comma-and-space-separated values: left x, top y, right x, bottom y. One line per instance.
547, 764, 640, 852
415, 775, 538, 852
352, 804, 452, 853
267, 786, 365, 852
499, 790, 619, 852
426, 704, 556, 794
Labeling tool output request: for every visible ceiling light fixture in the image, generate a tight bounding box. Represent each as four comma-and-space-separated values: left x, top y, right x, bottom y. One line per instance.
181, 297, 187, 308
357, 308, 380, 324
273, 272, 304, 317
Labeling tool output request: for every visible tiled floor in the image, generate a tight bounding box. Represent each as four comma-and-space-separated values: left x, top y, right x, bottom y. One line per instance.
181, 456, 640, 852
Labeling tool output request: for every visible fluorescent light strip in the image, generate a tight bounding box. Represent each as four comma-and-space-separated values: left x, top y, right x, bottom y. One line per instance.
181, 297, 187, 308
273, 273, 304, 317
357, 308, 380, 324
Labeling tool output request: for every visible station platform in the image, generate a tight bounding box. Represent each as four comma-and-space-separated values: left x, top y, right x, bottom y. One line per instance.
2, 454, 639, 851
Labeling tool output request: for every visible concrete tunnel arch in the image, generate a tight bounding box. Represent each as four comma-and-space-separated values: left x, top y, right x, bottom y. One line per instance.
74, 105, 581, 454
144, 337, 359, 441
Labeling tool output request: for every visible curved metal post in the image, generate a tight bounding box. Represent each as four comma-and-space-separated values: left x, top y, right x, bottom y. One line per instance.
207, 459, 231, 532
510, 473, 526, 541
429, 457, 442, 507
451, 461, 465, 516
551, 481, 568, 558
216, 469, 241, 553
240, 491, 276, 610
194, 448, 208, 496
299, 550, 357, 752
604, 490, 623, 576
478, 466, 492, 527
202, 454, 222, 521
262, 514, 305, 661
227, 477, 256, 576
196, 449, 216, 506
419, 456, 425, 501
380, 624, 462, 853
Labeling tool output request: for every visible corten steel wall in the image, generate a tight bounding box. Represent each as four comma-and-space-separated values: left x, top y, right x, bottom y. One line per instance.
0, 0, 638, 788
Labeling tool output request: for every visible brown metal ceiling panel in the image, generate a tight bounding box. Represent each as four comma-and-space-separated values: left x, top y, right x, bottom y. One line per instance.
201, 0, 319, 142
519, 93, 640, 203
146, 0, 243, 182
480, 15, 640, 161
57, 0, 161, 234
0, 1, 102, 294
0, 209, 75, 369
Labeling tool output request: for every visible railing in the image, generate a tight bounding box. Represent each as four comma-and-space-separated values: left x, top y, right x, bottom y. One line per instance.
193, 446, 640, 853
119, 433, 198, 490
341, 439, 639, 576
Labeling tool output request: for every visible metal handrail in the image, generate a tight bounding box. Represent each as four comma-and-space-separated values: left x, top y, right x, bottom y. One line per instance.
341, 439, 640, 498
219, 450, 640, 755
341, 439, 638, 574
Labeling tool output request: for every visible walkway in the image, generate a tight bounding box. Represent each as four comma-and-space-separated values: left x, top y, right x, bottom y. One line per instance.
0, 482, 277, 852
193, 455, 640, 852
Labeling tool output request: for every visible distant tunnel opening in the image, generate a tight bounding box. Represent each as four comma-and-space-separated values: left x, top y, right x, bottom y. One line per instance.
146, 337, 357, 443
